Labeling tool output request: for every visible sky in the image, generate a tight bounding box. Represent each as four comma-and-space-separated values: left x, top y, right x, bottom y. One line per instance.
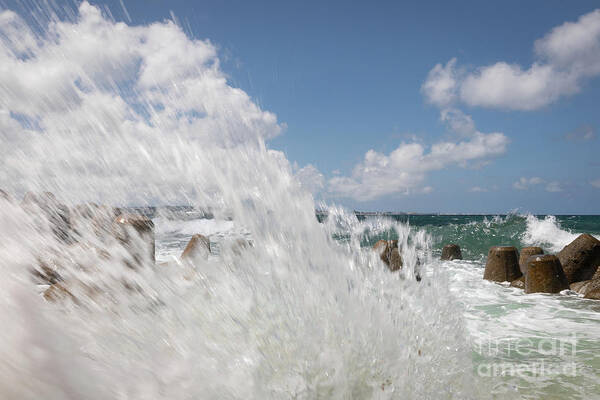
2, 0, 600, 214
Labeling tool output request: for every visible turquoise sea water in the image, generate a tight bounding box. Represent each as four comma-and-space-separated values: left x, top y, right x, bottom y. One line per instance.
331, 213, 600, 399
347, 214, 600, 258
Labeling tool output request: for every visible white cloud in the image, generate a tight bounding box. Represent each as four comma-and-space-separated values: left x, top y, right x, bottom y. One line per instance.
328, 129, 508, 201
333, 68, 512, 203
460, 62, 577, 111
513, 177, 544, 190
591, 179, 600, 188
424, 9, 600, 111
294, 164, 325, 195
0, 3, 283, 204
513, 178, 564, 192
440, 108, 476, 137
545, 181, 563, 192
421, 58, 458, 107
534, 9, 600, 74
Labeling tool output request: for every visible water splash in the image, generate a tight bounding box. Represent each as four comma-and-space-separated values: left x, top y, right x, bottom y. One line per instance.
522, 214, 588, 253
0, 2, 503, 398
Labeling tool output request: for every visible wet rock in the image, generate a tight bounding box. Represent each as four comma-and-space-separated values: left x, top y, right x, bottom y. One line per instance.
592, 266, 600, 281
557, 233, 600, 283
525, 254, 569, 294
181, 234, 210, 260
510, 276, 525, 289
32, 257, 62, 285
73, 202, 115, 221
72, 203, 117, 239
43, 282, 78, 304
583, 279, 600, 300
519, 247, 544, 274
484, 246, 522, 282
114, 214, 155, 266
570, 280, 591, 294
22, 191, 72, 242
373, 239, 402, 271
43, 280, 104, 304
570, 268, 600, 295
373, 239, 387, 252
441, 244, 462, 260
32, 242, 110, 285
373, 239, 398, 266
73, 202, 101, 219
388, 247, 403, 271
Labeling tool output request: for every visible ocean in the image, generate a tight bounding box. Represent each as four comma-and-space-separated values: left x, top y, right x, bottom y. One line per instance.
149, 210, 600, 399
1, 2, 599, 398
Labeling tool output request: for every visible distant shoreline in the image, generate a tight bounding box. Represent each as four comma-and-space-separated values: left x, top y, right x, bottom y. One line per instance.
119, 206, 600, 218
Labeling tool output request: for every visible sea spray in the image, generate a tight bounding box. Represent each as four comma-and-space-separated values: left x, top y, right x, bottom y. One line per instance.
0, 2, 496, 399
522, 214, 584, 253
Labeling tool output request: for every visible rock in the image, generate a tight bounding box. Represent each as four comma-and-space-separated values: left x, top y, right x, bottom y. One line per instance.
181, 234, 210, 260
373, 240, 404, 272
583, 279, 600, 300
32, 242, 110, 285
484, 246, 522, 282
373, 239, 398, 266
388, 247, 403, 271
73, 202, 115, 220
519, 247, 544, 274
373, 239, 402, 271
510, 276, 525, 289
373, 239, 387, 252
568, 273, 600, 299
114, 214, 155, 266
43, 280, 104, 304
43, 282, 78, 304
73, 202, 101, 219
22, 191, 72, 242
570, 280, 591, 294
592, 266, 600, 281
557, 233, 600, 283
71, 202, 117, 239
525, 255, 569, 294
32, 258, 62, 284
483, 246, 523, 282
441, 244, 462, 260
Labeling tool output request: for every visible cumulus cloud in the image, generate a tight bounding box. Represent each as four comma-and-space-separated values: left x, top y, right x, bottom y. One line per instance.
328, 127, 508, 201
332, 67, 512, 202
421, 58, 458, 108
0, 3, 283, 204
440, 108, 476, 137
423, 9, 600, 110
460, 63, 577, 110
294, 164, 325, 195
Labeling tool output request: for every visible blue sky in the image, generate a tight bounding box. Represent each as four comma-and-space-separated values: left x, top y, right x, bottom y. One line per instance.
5, 0, 600, 214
